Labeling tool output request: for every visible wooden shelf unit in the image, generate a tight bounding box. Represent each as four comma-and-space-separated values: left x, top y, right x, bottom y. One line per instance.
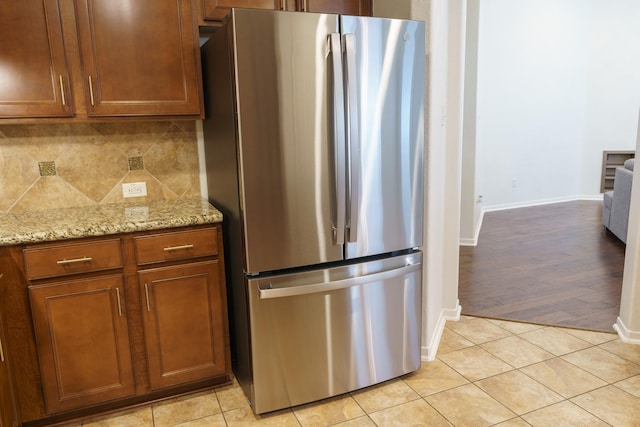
601, 150, 635, 193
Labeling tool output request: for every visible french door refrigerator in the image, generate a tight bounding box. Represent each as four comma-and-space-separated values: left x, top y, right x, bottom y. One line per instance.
201, 8, 425, 414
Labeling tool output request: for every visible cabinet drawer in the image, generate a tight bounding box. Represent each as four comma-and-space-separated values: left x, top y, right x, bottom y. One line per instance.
24, 239, 123, 280
134, 228, 218, 265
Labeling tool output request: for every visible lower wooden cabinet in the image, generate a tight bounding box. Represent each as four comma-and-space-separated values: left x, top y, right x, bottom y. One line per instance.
139, 260, 227, 390
0, 224, 230, 425
0, 308, 17, 427
29, 275, 135, 414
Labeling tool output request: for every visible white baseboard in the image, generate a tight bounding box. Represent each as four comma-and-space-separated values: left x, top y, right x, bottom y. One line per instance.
460, 210, 484, 246
484, 195, 603, 213
421, 302, 462, 361
459, 195, 604, 246
614, 317, 640, 344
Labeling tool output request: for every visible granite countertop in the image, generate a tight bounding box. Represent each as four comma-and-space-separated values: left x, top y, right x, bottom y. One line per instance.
0, 197, 223, 246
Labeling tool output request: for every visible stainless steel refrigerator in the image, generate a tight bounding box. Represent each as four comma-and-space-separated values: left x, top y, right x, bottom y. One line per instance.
201, 8, 425, 414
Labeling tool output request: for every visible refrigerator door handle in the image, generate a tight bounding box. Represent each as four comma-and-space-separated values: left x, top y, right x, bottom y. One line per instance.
258, 262, 421, 299
330, 33, 346, 246
343, 33, 360, 243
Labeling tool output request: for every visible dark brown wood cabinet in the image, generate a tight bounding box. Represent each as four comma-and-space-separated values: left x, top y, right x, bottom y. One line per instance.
29, 275, 136, 414
0, 1, 72, 119
0, 292, 18, 427
139, 261, 228, 390
75, 0, 203, 117
0, 0, 203, 121
0, 224, 230, 425
198, 0, 371, 25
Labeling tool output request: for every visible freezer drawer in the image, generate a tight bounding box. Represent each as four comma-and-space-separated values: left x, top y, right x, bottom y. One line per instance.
247, 252, 422, 414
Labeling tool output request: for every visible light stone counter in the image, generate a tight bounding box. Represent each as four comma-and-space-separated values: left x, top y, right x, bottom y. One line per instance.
0, 197, 223, 246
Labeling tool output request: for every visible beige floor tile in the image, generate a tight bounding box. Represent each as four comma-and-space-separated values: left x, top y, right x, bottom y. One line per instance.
223, 406, 301, 426
615, 374, 640, 398
560, 328, 617, 345
486, 318, 545, 335
481, 336, 554, 368
173, 413, 227, 427
445, 317, 513, 344
82, 407, 153, 427
476, 370, 563, 415
350, 378, 420, 413
519, 357, 607, 398
562, 347, 640, 383
522, 401, 609, 426
492, 418, 532, 427
368, 399, 452, 426
403, 360, 469, 397
599, 339, 640, 364
426, 383, 515, 426
215, 379, 250, 412
332, 415, 376, 426
438, 346, 514, 381
152, 390, 221, 427
292, 395, 365, 427
437, 327, 475, 355
571, 385, 640, 427
519, 327, 592, 356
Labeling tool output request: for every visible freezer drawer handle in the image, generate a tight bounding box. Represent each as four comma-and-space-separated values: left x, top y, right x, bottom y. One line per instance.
258, 261, 421, 299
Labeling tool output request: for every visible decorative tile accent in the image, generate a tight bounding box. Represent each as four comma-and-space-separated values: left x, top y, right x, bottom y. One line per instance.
38, 161, 56, 176
128, 156, 144, 170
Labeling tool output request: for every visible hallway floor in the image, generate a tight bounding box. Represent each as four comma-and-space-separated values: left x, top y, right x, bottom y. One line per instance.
65, 316, 640, 426
459, 201, 625, 332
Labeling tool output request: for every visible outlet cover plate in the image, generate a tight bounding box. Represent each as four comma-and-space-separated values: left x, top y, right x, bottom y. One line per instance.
122, 182, 147, 198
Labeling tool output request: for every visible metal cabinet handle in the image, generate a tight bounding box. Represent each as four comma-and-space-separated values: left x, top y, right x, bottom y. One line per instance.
59, 75, 66, 106
0, 336, 4, 363
163, 244, 194, 252
280, 0, 286, 10
302, 0, 308, 11
144, 283, 151, 312
116, 288, 123, 317
88, 76, 95, 106
56, 256, 92, 265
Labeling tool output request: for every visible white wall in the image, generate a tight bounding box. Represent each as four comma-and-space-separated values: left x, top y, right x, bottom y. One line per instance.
580, 0, 640, 195
472, 0, 640, 212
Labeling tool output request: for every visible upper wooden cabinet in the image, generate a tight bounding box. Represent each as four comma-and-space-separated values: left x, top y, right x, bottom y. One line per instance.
75, 0, 203, 117
0, 1, 73, 118
198, 0, 371, 25
0, 0, 203, 121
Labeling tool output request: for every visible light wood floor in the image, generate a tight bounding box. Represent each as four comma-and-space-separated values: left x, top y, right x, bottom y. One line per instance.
459, 200, 626, 332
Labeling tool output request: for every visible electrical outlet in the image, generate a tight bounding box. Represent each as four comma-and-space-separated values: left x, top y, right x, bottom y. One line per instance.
122, 182, 147, 198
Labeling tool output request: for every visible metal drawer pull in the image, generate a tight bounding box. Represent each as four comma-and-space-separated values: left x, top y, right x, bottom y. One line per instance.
163, 244, 194, 252
144, 283, 151, 312
0, 336, 4, 362
116, 288, 122, 317
56, 256, 93, 265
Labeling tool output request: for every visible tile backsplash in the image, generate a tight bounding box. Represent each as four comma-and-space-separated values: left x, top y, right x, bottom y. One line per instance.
0, 121, 201, 214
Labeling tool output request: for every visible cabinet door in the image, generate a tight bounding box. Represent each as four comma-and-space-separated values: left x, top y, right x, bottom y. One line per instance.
0, 311, 17, 427
74, 0, 202, 117
201, 0, 282, 21
303, 0, 371, 15
139, 261, 227, 390
29, 275, 135, 414
0, 0, 72, 118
